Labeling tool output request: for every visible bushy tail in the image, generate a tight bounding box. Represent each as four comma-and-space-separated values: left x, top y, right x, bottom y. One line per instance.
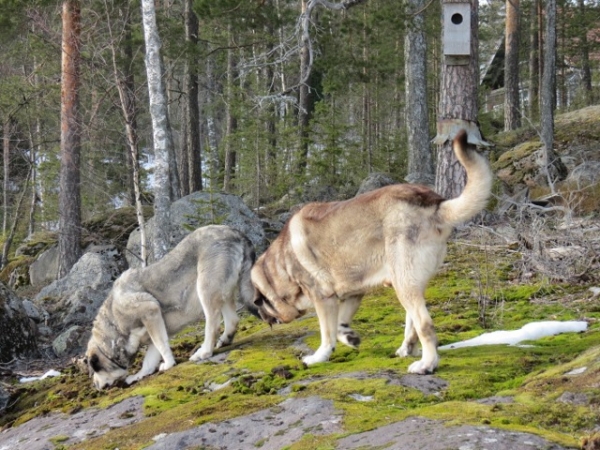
437, 129, 493, 226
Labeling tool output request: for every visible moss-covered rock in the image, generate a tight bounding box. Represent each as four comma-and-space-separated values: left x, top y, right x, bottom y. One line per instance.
0, 283, 38, 363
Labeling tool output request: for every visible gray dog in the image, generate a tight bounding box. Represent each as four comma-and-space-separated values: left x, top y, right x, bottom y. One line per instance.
86, 225, 256, 389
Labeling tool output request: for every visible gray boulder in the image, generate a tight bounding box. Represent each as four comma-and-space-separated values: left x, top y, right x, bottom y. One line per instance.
34, 249, 121, 339
356, 172, 398, 196
126, 191, 266, 268
52, 325, 89, 358
0, 283, 38, 363
29, 244, 60, 287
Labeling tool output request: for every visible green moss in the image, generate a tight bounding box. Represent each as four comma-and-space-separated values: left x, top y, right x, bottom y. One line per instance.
4, 235, 599, 450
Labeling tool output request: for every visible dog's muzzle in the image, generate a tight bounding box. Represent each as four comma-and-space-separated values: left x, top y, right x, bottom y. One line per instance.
253, 295, 281, 326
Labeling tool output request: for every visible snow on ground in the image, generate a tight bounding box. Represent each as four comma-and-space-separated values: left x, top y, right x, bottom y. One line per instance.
439, 321, 588, 350
19, 369, 61, 383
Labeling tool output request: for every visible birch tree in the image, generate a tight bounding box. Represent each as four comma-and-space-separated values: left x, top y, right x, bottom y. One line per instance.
141, 0, 174, 260
504, 0, 521, 130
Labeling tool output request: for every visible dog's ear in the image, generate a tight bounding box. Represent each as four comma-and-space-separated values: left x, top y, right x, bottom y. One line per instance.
89, 353, 102, 373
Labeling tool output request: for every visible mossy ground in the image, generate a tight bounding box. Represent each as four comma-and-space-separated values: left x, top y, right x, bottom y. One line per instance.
1, 235, 598, 450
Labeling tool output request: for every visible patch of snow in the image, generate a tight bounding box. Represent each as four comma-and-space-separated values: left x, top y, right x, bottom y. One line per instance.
349, 394, 374, 402
19, 369, 61, 383
565, 367, 587, 376
439, 321, 588, 350
152, 433, 168, 442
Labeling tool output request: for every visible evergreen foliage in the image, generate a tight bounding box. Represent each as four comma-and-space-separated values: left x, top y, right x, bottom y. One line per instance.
0, 0, 599, 263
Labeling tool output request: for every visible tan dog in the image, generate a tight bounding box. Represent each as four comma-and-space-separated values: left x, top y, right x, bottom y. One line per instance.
249, 130, 492, 374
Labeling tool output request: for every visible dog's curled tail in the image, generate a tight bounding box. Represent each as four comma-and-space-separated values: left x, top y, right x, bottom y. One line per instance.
437, 129, 493, 226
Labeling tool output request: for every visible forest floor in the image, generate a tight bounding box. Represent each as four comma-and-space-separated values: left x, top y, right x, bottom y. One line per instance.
1, 222, 599, 450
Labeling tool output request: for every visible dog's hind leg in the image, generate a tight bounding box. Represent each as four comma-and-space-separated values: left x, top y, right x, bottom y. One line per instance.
337, 295, 362, 349
190, 292, 221, 362
396, 314, 420, 357
393, 286, 439, 374
126, 343, 162, 385
303, 295, 339, 366
215, 297, 239, 349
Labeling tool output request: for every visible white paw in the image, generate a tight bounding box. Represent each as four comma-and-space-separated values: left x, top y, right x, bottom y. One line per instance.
189, 347, 212, 362
302, 347, 333, 366
159, 359, 176, 372
396, 343, 421, 358
125, 374, 142, 385
337, 328, 361, 349
407, 359, 437, 375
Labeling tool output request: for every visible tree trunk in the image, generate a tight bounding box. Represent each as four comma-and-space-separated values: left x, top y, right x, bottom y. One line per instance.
404, 0, 433, 185
504, 0, 521, 130
540, 0, 566, 190
1, 169, 31, 270
141, 0, 173, 260
58, 0, 82, 278
264, 18, 278, 194
27, 122, 38, 237
105, 0, 148, 266
184, 0, 202, 194
223, 24, 237, 193
122, 12, 137, 206
578, 0, 592, 104
205, 53, 220, 191
529, 0, 540, 121
435, 0, 480, 200
297, 0, 311, 177
2, 119, 9, 235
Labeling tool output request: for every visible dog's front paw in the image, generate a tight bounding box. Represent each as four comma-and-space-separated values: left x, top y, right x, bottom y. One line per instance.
337, 327, 361, 349
302, 347, 333, 366
407, 359, 436, 375
159, 359, 176, 372
189, 347, 212, 362
126, 374, 142, 385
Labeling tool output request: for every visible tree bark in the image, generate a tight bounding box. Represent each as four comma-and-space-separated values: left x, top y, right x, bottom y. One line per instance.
504, 0, 521, 130
58, 0, 82, 278
2, 119, 9, 235
141, 0, 173, 260
205, 53, 220, 191
577, 0, 592, 105
540, 0, 566, 190
1, 169, 31, 270
435, 0, 480, 200
528, 0, 540, 121
297, 0, 312, 176
223, 24, 238, 193
105, 0, 148, 266
184, 0, 202, 193
405, 0, 433, 185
